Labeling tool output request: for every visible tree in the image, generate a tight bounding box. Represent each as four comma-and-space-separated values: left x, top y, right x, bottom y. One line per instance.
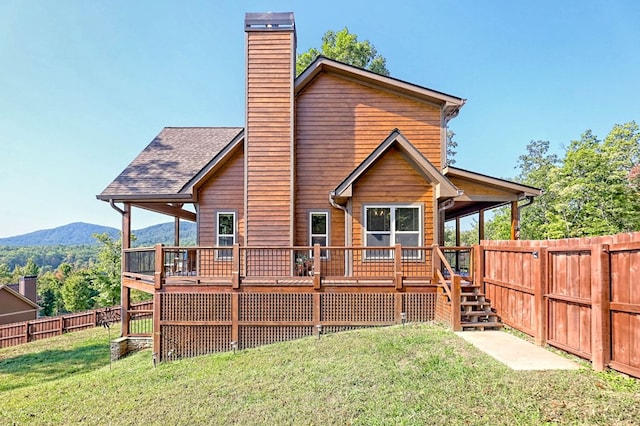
61, 271, 98, 312
37, 271, 65, 316
446, 130, 458, 167
0, 263, 11, 284
484, 122, 640, 240
90, 232, 121, 307
296, 28, 389, 76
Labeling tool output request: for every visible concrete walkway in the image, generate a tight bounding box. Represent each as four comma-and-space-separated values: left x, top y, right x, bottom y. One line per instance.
455, 330, 582, 371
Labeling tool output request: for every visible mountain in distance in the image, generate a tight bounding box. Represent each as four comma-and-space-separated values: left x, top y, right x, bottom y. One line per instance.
0, 221, 197, 247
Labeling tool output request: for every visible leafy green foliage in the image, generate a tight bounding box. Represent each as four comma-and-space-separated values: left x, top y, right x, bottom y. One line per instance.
446, 129, 458, 167
486, 121, 640, 239
296, 27, 389, 76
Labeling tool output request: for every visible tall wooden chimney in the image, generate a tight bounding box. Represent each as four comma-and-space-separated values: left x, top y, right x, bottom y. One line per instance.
244, 12, 295, 246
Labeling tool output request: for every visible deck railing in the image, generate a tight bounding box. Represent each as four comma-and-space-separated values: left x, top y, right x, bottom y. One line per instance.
122, 244, 464, 288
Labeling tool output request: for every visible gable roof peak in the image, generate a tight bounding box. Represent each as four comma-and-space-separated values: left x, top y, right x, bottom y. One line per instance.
296, 56, 466, 120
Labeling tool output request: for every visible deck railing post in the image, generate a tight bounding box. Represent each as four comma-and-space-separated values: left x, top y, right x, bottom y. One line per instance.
591, 243, 611, 371
432, 244, 440, 283
154, 244, 164, 290
451, 275, 462, 332
232, 244, 240, 289
313, 244, 321, 290
394, 244, 403, 290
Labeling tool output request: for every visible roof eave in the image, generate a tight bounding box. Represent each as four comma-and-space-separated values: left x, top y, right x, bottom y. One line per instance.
96, 193, 195, 203
296, 57, 466, 109
443, 166, 543, 197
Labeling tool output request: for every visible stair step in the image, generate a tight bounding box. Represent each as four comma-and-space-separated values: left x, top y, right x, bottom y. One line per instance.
460, 311, 498, 316
461, 321, 503, 330
461, 301, 490, 306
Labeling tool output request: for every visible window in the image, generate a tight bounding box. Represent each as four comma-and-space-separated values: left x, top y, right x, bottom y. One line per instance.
309, 211, 328, 258
217, 212, 236, 259
364, 205, 422, 259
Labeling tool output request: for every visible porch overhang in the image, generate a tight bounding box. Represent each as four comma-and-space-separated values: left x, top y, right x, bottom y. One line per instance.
442, 166, 542, 220
331, 129, 460, 204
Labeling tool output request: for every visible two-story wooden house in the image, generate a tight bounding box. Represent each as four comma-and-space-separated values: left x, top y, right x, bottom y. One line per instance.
98, 12, 540, 361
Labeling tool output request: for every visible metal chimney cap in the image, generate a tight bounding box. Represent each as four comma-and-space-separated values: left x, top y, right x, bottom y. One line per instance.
245, 12, 295, 31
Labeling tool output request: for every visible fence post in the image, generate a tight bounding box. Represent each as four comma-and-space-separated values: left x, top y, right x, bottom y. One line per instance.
394, 244, 403, 290
313, 244, 321, 290
591, 243, 611, 371
59, 316, 64, 336
451, 275, 462, 332
474, 244, 485, 293
232, 244, 240, 289
534, 247, 547, 346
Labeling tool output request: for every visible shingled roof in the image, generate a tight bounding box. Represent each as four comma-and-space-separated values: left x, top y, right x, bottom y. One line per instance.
98, 127, 243, 201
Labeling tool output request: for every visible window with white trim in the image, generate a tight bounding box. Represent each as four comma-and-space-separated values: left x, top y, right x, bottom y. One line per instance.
364, 205, 422, 259
217, 212, 235, 259
309, 211, 328, 258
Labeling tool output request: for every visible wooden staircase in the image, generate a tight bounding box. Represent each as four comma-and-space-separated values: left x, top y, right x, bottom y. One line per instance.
459, 281, 502, 331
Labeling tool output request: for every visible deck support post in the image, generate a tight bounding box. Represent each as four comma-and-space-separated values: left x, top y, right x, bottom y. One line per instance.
313, 293, 321, 336
231, 293, 239, 346
121, 203, 131, 337
121, 287, 130, 337
153, 292, 161, 360
395, 293, 404, 324
510, 200, 519, 240
591, 243, 611, 371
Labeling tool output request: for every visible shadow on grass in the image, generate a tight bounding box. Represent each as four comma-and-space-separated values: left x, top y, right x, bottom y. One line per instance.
0, 342, 109, 392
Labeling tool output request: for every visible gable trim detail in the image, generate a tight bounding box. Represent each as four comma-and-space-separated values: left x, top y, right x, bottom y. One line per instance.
331, 129, 460, 204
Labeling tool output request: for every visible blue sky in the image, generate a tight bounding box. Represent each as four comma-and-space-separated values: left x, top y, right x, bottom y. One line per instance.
1, 0, 639, 238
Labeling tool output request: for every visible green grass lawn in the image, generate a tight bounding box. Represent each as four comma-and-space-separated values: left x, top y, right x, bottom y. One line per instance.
1, 323, 639, 425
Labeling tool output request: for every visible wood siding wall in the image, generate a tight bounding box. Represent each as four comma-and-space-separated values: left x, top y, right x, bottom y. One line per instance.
295, 73, 442, 247
352, 147, 435, 247
246, 31, 294, 246
198, 148, 245, 246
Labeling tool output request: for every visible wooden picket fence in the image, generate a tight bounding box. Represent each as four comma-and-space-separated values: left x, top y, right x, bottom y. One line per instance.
0, 301, 153, 349
476, 231, 640, 378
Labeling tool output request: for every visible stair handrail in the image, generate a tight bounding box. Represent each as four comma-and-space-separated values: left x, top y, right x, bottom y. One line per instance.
434, 246, 462, 331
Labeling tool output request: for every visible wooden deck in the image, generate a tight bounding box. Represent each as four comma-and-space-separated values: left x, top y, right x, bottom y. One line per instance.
120, 244, 472, 361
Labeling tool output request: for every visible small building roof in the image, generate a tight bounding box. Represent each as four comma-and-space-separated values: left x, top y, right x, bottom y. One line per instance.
0, 285, 40, 309
97, 127, 243, 202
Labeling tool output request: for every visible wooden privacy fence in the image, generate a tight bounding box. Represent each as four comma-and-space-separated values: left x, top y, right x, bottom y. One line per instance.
476, 232, 640, 378
0, 301, 153, 349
